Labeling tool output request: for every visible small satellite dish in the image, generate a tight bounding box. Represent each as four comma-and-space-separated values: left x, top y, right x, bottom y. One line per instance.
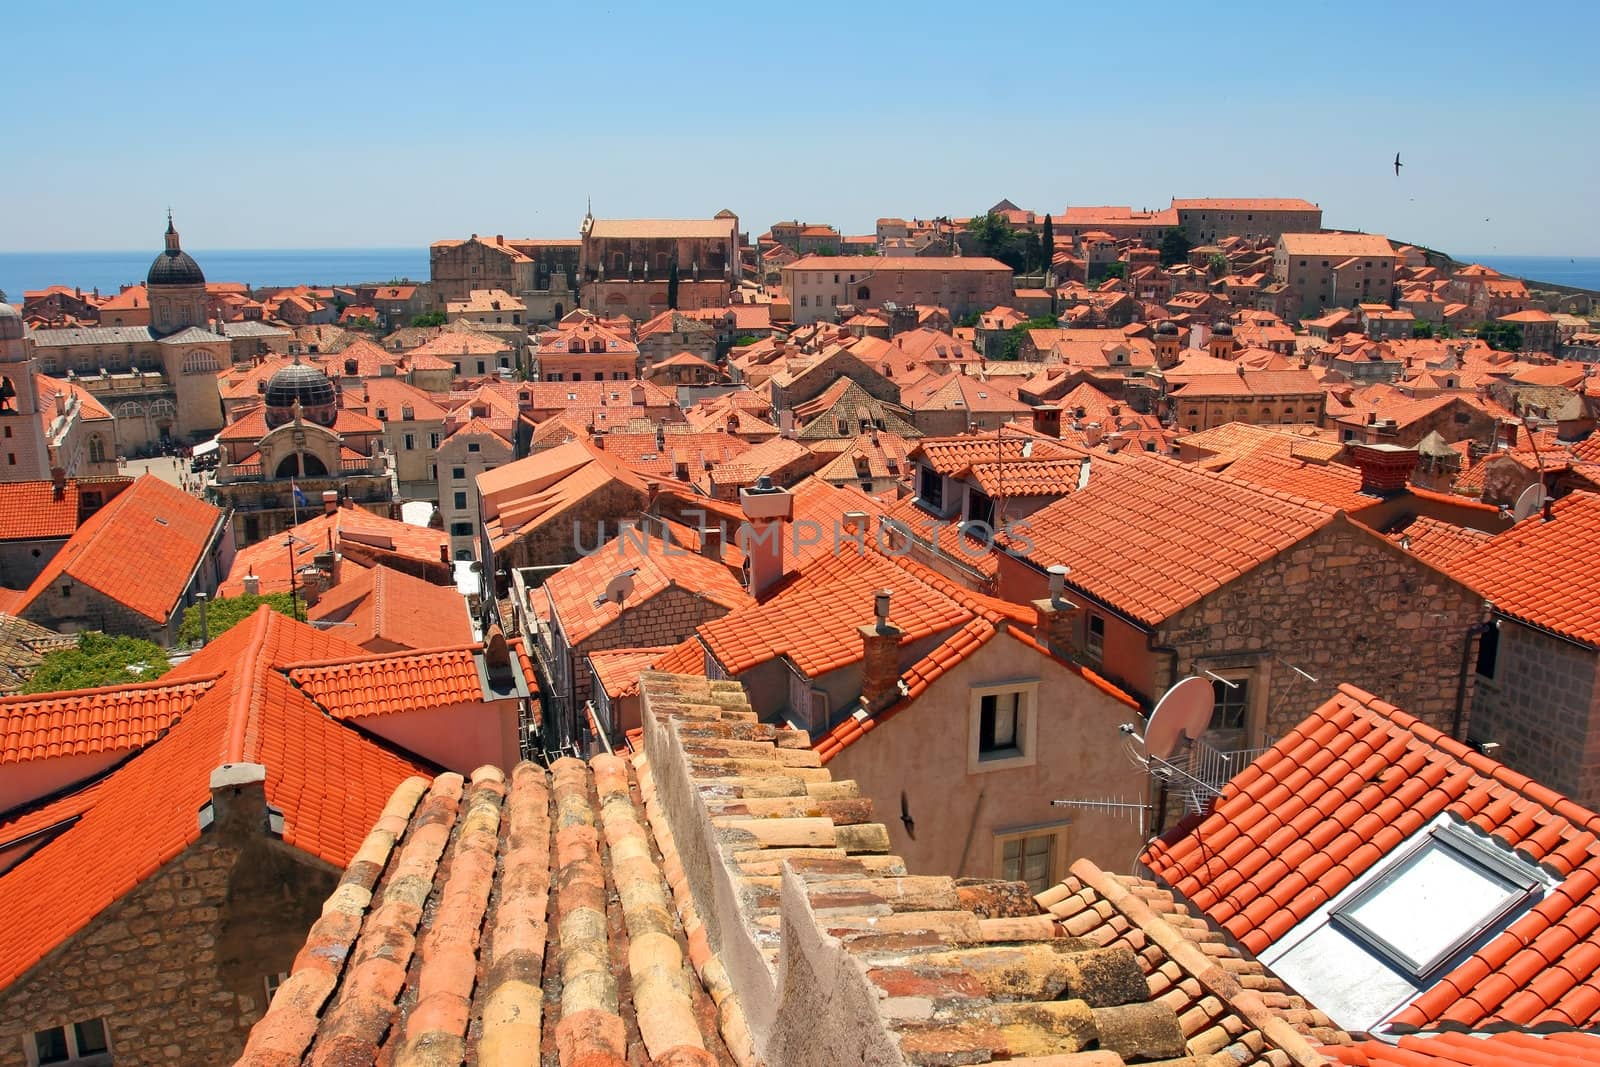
602, 570, 637, 606
1512, 483, 1547, 522
1143, 676, 1214, 761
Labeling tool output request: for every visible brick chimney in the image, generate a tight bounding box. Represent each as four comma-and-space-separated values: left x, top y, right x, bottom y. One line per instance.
859, 589, 902, 713
1031, 564, 1079, 657
1031, 405, 1061, 438
739, 476, 794, 598
1348, 443, 1419, 497
322, 489, 338, 515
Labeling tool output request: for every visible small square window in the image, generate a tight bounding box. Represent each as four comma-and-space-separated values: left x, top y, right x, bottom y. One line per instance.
451, 466, 466, 480
453, 491, 468, 510
467, 442, 481, 453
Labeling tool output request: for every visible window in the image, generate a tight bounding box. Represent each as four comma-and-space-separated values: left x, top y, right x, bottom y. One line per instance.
453, 491, 468, 510
403, 433, 416, 450
994, 825, 1068, 894
451, 466, 466, 481
430, 432, 440, 449
1211, 676, 1248, 730
918, 465, 943, 509
450, 521, 474, 536
1475, 620, 1499, 679
968, 681, 1039, 773
264, 971, 290, 1007
467, 442, 481, 453
28, 1018, 110, 1066
1086, 614, 1105, 660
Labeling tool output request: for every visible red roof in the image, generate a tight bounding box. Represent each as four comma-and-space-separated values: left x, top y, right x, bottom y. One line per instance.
1326, 1032, 1600, 1066
287, 645, 486, 719
0, 674, 219, 765
1450, 491, 1600, 647
1012, 457, 1337, 627
0, 609, 428, 991
220, 509, 448, 597
305, 564, 471, 651
1144, 683, 1600, 1030
14, 475, 222, 624
0, 481, 81, 541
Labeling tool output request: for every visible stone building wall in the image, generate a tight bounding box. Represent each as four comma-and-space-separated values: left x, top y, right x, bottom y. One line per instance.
0, 836, 335, 1065
1160, 514, 1483, 742
20, 583, 169, 645
493, 481, 652, 575
565, 586, 736, 709
1470, 621, 1600, 809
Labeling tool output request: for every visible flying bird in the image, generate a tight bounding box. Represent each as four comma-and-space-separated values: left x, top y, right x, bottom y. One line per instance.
1393, 153, 1403, 176
899, 790, 916, 840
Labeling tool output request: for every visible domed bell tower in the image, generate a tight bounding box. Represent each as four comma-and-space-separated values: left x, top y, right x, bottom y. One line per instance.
148, 212, 208, 337
0, 302, 50, 478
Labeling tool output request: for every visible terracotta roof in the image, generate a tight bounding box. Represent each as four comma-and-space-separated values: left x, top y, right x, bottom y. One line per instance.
967, 456, 1086, 497
1449, 491, 1600, 647
544, 527, 752, 647
911, 433, 1078, 476
13, 475, 223, 624
0, 609, 426, 992
1039, 859, 1347, 1064
1384, 515, 1493, 572
0, 481, 82, 540
1326, 1032, 1600, 1066
220, 509, 449, 597
1279, 233, 1395, 257
1012, 457, 1337, 627
245, 670, 1256, 1066
1221, 452, 1378, 513
588, 217, 736, 239
479, 440, 650, 552
1170, 370, 1325, 398
586, 646, 673, 699
786, 254, 1012, 271
1175, 198, 1320, 212
305, 564, 471, 651
0, 674, 219, 766
1144, 683, 1600, 1031
288, 645, 486, 719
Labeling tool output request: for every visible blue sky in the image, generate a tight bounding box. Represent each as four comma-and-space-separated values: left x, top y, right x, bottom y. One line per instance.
3, 0, 1596, 255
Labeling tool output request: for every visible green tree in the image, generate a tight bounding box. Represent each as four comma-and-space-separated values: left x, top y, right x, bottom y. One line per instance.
176, 592, 298, 646
999, 315, 1062, 360
1412, 321, 1435, 339
1041, 214, 1056, 272
965, 213, 1028, 272
1159, 228, 1192, 267
410, 311, 447, 328
1091, 261, 1128, 283
22, 632, 171, 694
814, 244, 838, 257
1473, 320, 1524, 351
1207, 252, 1229, 277
667, 260, 680, 310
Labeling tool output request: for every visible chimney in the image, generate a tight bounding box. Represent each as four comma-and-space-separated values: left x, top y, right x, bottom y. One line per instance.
50, 466, 66, 501
322, 489, 338, 515
206, 763, 270, 838
1498, 420, 1519, 449
779, 410, 796, 438
1348, 443, 1420, 496
859, 589, 903, 714
1083, 421, 1104, 447
439, 544, 450, 564
739, 475, 794, 598
1031, 565, 1079, 657
630, 383, 646, 405
700, 525, 724, 561
1031, 405, 1061, 438
242, 571, 261, 597
842, 510, 868, 535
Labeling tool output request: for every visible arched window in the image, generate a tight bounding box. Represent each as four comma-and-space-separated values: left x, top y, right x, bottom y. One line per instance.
149, 399, 177, 420
856, 286, 871, 301
181, 350, 220, 375
115, 401, 144, 420
275, 451, 328, 478
88, 435, 105, 463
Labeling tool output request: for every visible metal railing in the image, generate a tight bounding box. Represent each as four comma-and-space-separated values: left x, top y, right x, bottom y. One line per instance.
1178, 735, 1275, 815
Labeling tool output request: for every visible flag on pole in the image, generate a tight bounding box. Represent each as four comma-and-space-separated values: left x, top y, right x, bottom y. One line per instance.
292, 480, 307, 507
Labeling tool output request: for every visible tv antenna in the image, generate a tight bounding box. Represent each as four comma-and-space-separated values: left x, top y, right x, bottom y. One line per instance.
1052, 676, 1219, 834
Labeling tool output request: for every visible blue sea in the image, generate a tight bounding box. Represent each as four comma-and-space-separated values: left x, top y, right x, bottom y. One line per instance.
0, 248, 429, 302
1460, 256, 1600, 293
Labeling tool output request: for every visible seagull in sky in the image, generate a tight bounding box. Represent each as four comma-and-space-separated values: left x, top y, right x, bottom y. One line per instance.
1394, 153, 1403, 176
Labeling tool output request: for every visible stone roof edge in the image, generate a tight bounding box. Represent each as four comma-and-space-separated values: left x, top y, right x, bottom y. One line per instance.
638, 672, 904, 1065
1066, 858, 1331, 1067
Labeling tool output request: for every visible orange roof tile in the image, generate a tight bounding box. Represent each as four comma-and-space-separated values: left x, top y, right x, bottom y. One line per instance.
0, 481, 83, 540
0, 609, 426, 991
13, 475, 223, 624
220, 509, 449, 597
1450, 491, 1600, 647
586, 645, 673, 699
1384, 515, 1493, 572
1011, 457, 1337, 627
1326, 1032, 1600, 1066
1145, 683, 1600, 1030
288, 645, 486, 719
305, 564, 471, 651
0, 674, 219, 765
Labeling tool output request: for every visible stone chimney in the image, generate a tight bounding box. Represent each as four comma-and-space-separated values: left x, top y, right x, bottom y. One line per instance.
51, 466, 66, 501
1083, 422, 1104, 447
859, 589, 902, 713
1031, 405, 1061, 438
242, 571, 261, 597
1498, 420, 1519, 449
1032, 564, 1079, 657
322, 489, 338, 515
700, 524, 724, 561
739, 476, 794, 599
207, 763, 270, 837
1348, 443, 1419, 497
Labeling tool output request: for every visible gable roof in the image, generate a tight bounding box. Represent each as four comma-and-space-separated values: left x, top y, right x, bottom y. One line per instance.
1450, 491, 1600, 647
286, 645, 487, 720
0, 674, 220, 767
0, 609, 429, 992
1012, 457, 1338, 627
14, 475, 223, 624
304, 564, 471, 650
1144, 683, 1600, 1032
0, 481, 83, 541
220, 509, 449, 597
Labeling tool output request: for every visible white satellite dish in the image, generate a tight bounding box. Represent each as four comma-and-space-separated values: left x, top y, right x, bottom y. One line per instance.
1512, 483, 1547, 522
1143, 676, 1214, 761
600, 570, 637, 607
